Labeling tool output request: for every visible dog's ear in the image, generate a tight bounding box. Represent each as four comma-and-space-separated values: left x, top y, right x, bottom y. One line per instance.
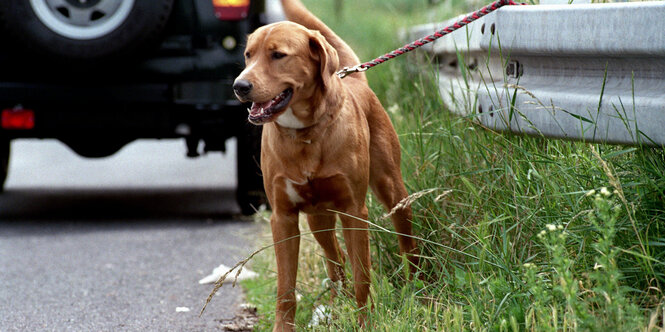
309, 31, 339, 90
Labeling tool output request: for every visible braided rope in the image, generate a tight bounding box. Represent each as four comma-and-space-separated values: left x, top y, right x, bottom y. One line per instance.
337, 0, 525, 78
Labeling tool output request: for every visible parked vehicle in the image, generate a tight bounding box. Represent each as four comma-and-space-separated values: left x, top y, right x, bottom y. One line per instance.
0, 0, 270, 214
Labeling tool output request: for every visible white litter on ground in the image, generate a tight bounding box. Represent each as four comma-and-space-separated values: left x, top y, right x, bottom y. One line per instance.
198, 263, 259, 285
175, 307, 191, 313
308, 305, 331, 328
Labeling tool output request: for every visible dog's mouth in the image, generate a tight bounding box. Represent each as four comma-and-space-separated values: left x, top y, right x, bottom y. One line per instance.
247, 88, 293, 125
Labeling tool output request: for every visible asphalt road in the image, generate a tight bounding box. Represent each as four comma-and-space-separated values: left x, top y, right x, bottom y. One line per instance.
0, 139, 265, 331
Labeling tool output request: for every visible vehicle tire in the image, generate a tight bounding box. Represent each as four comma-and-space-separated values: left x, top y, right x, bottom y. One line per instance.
0, 139, 10, 192
0, 0, 174, 61
236, 122, 266, 216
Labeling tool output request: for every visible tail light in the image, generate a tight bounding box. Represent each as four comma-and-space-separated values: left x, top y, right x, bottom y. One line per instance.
212, 0, 250, 21
2, 107, 35, 130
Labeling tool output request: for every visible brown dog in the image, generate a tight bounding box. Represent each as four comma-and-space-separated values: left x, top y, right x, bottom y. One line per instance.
233, 0, 418, 330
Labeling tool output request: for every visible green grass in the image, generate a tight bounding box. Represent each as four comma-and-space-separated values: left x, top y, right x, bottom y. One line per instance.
237, 0, 665, 330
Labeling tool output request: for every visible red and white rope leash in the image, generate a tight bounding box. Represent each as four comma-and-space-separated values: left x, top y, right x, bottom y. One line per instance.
336, 0, 526, 79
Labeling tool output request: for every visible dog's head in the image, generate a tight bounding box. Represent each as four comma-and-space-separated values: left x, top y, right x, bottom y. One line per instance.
233, 22, 340, 127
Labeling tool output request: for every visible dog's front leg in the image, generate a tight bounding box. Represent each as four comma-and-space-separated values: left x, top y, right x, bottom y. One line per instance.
271, 211, 300, 332
339, 206, 371, 326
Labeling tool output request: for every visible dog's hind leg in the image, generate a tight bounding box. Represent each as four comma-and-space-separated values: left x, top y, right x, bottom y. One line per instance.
370, 169, 419, 273
367, 109, 419, 274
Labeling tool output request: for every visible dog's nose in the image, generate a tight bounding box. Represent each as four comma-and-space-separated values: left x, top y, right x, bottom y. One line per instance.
233, 79, 253, 97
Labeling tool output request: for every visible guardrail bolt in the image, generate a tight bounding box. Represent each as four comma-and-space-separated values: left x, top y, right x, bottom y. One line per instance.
506, 61, 522, 78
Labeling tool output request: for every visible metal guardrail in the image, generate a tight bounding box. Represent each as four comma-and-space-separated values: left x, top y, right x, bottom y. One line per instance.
408, 1, 665, 146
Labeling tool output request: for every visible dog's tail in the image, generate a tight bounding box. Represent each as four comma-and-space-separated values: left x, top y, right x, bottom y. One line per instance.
279, 0, 363, 76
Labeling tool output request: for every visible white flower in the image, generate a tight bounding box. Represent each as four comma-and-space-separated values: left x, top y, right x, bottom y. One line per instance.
546, 224, 557, 231
600, 187, 611, 197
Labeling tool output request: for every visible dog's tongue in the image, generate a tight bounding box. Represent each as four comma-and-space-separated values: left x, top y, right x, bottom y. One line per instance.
250, 100, 274, 116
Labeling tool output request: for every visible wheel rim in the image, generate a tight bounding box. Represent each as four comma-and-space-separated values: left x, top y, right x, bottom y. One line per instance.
29, 0, 135, 40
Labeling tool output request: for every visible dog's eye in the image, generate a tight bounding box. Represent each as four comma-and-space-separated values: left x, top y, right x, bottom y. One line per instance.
245, 52, 251, 59
271, 52, 287, 60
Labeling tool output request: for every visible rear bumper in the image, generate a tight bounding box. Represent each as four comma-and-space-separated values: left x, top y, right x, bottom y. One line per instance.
0, 79, 245, 140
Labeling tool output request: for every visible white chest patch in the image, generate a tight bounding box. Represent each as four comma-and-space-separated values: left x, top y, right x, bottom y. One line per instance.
285, 178, 305, 205
276, 107, 306, 129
